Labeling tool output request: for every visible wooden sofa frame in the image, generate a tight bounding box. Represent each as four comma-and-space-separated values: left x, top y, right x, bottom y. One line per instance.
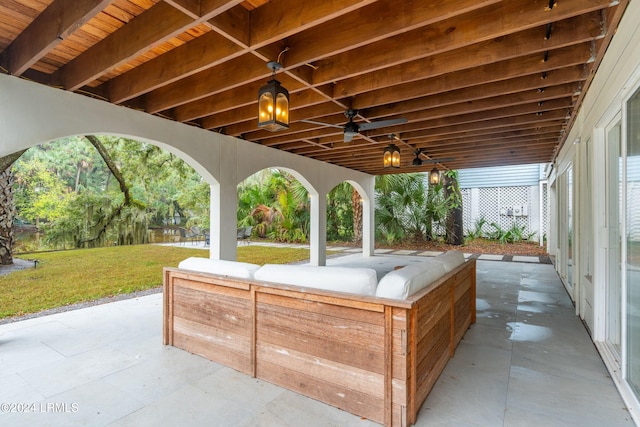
163, 258, 476, 427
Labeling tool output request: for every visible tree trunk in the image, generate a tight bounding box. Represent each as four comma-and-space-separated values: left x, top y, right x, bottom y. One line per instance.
80, 135, 146, 248
352, 188, 363, 243
444, 174, 464, 246
0, 170, 16, 265
0, 150, 27, 265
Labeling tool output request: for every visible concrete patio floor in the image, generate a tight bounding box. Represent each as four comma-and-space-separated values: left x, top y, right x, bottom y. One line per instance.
0, 255, 635, 426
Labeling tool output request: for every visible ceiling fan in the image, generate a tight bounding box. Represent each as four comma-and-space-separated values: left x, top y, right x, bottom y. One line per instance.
411, 149, 454, 166
301, 109, 407, 142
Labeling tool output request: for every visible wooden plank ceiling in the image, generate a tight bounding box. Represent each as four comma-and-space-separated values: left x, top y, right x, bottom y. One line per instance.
0, 0, 629, 174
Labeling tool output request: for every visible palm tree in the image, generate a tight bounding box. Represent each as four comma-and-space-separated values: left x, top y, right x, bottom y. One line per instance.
375, 173, 451, 244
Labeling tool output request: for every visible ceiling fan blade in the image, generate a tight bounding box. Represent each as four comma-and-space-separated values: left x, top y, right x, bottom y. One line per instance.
357, 117, 407, 131
300, 119, 343, 129
420, 158, 455, 164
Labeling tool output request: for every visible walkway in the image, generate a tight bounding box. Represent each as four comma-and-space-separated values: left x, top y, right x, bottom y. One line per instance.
0, 255, 634, 426
171, 239, 552, 264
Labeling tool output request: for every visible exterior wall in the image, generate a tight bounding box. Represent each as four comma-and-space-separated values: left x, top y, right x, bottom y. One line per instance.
551, 0, 640, 422
459, 164, 546, 243
0, 74, 376, 263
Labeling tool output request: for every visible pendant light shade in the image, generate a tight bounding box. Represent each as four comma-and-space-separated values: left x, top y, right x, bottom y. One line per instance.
258, 61, 289, 131
383, 144, 401, 169
429, 167, 440, 185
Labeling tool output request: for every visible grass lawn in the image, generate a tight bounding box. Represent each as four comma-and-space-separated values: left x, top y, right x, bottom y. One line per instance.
0, 245, 317, 319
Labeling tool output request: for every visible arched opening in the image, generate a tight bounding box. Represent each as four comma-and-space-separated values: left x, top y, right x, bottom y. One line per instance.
237, 168, 312, 244
326, 181, 368, 248
9, 135, 215, 253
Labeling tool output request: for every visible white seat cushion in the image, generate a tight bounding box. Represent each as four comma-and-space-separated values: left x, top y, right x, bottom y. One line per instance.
178, 257, 260, 279
254, 264, 378, 296
375, 261, 445, 300
432, 250, 465, 273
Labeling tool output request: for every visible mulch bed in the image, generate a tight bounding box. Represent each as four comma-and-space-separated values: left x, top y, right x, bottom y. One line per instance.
333, 238, 548, 257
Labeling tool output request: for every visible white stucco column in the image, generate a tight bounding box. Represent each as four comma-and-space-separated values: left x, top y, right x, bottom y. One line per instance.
209, 182, 237, 261
362, 176, 375, 257
310, 192, 327, 266
210, 140, 238, 261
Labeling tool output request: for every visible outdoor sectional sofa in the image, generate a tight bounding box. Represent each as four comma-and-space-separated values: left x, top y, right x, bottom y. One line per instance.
163, 252, 476, 427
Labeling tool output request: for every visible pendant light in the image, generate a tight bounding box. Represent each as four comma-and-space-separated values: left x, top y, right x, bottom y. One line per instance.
258, 61, 289, 131
429, 167, 440, 185
383, 144, 401, 169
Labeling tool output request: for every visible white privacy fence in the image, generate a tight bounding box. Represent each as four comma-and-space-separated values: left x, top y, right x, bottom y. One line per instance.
461, 183, 547, 242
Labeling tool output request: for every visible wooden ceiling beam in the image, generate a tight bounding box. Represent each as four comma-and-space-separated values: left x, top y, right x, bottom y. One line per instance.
283, 0, 501, 68
54, 2, 192, 90
144, 0, 378, 111
207, 4, 251, 46
248, 0, 378, 47
206, 58, 584, 139
121, 0, 494, 120
297, 127, 564, 158
338, 143, 558, 170
388, 118, 567, 144
172, 73, 308, 122
230, 52, 590, 145
261, 97, 572, 149
53, 0, 246, 91
296, 119, 566, 155
127, 9, 601, 130
134, 0, 497, 119
212, 65, 583, 143
362, 69, 584, 120
197, 86, 334, 127
559, 1, 630, 153
144, 53, 268, 113
310, 137, 559, 163
322, 7, 604, 89
106, 30, 244, 104
0, 0, 112, 76
352, 42, 592, 110
342, 151, 558, 174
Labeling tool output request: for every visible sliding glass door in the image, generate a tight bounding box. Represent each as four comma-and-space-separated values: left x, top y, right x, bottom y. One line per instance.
626, 87, 640, 397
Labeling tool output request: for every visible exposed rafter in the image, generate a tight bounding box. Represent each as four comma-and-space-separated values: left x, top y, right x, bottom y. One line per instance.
0, 0, 630, 174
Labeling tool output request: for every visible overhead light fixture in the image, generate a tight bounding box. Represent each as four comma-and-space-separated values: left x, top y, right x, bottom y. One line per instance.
383, 144, 400, 169
258, 61, 289, 131
429, 167, 440, 185
412, 149, 423, 166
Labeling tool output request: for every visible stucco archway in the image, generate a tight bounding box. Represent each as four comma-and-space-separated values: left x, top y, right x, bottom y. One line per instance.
0, 74, 375, 264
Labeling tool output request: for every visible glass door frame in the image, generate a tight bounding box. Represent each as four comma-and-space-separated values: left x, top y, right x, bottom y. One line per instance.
557, 162, 574, 296
603, 114, 623, 362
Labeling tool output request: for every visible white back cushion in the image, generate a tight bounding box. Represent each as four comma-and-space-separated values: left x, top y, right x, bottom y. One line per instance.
432, 250, 465, 273
254, 264, 378, 296
375, 261, 445, 300
178, 257, 260, 279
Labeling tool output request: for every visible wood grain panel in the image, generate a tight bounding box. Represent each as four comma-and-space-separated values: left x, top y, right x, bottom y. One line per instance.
173, 316, 252, 374
256, 291, 385, 325
256, 341, 384, 399
256, 301, 385, 372
173, 293, 251, 337
257, 357, 385, 424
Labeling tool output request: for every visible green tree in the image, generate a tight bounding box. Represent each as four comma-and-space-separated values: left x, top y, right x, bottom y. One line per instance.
237, 169, 309, 243
327, 182, 355, 242
375, 173, 452, 244
12, 136, 211, 251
